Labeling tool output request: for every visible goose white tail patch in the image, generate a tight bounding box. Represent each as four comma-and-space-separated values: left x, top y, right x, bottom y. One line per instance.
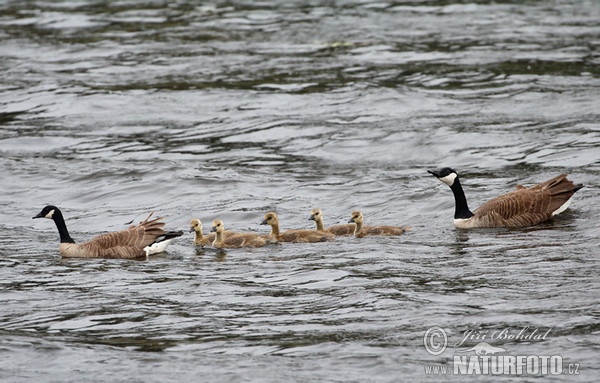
144, 239, 173, 256
439, 172, 457, 186
552, 198, 572, 216
45, 209, 55, 219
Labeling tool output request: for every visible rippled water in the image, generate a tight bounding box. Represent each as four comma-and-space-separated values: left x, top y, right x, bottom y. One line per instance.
1, 1, 599, 381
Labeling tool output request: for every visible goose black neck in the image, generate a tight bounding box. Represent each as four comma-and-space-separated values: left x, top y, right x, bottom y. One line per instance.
52, 210, 75, 243
450, 178, 474, 219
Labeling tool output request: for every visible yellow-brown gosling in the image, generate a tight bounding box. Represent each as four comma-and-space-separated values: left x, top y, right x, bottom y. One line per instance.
189, 218, 238, 246
189, 218, 214, 246
348, 211, 410, 238
260, 211, 335, 243
428, 168, 583, 228
308, 208, 354, 236
33, 205, 183, 258
210, 220, 269, 249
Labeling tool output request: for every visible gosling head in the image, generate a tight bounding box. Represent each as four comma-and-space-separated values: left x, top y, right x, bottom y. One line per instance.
309, 208, 323, 221
348, 211, 364, 225
33, 205, 60, 220
428, 167, 458, 187
189, 218, 202, 233
260, 212, 278, 226
211, 220, 225, 234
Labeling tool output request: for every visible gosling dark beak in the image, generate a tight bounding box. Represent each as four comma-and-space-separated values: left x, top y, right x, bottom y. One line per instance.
189, 227, 195, 233
428, 169, 441, 178
348, 218, 355, 224
260, 219, 268, 225
210, 226, 217, 233
308, 215, 315, 221
33, 212, 43, 219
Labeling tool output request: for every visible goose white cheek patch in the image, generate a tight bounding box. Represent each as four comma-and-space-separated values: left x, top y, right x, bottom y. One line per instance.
45, 209, 55, 219
439, 173, 457, 186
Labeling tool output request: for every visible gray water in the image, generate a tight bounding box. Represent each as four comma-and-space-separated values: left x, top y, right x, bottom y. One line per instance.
1, 1, 599, 382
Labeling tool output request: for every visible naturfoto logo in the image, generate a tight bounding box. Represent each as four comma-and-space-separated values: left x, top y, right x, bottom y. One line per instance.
423, 326, 580, 376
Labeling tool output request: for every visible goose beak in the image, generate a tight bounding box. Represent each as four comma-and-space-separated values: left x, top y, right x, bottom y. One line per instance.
260, 219, 268, 225
427, 169, 441, 178
210, 226, 217, 233
348, 218, 355, 223
32, 212, 43, 219
308, 215, 315, 221
189, 227, 195, 233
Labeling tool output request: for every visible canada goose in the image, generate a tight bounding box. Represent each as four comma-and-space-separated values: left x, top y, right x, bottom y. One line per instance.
348, 211, 410, 238
428, 168, 584, 228
308, 208, 354, 236
210, 220, 269, 248
33, 205, 183, 258
260, 211, 335, 243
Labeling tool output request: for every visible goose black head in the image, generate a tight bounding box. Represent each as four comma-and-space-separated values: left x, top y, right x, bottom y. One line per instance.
428, 168, 458, 187
33, 205, 60, 220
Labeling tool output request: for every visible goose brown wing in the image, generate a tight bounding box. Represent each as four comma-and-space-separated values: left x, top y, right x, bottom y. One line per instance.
78, 215, 166, 258
474, 175, 581, 227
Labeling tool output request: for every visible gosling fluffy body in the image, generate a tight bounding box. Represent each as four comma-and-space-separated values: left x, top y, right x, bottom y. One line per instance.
309, 208, 355, 236
261, 211, 335, 243
348, 211, 410, 238
210, 220, 269, 248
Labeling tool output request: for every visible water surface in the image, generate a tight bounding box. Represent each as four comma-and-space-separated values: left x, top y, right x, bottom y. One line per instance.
0, 1, 599, 381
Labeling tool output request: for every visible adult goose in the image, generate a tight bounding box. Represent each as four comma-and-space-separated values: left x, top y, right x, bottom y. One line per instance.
308, 208, 354, 236
33, 205, 182, 258
260, 211, 335, 243
428, 168, 583, 228
348, 211, 410, 238
210, 220, 270, 249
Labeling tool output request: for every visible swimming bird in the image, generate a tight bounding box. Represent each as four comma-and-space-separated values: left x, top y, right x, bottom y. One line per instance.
308, 208, 354, 236
189, 219, 216, 246
33, 205, 183, 258
260, 211, 335, 243
189, 218, 238, 246
428, 168, 583, 228
348, 211, 410, 238
210, 220, 269, 249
